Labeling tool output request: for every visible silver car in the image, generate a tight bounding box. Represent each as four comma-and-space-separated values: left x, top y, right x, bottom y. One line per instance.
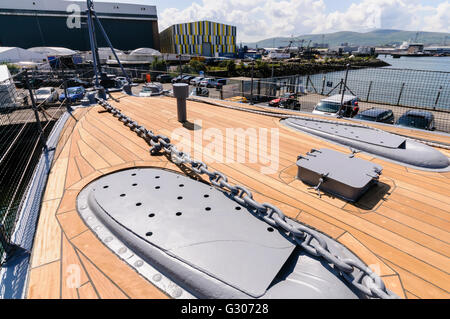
190, 77, 204, 86
35, 87, 58, 105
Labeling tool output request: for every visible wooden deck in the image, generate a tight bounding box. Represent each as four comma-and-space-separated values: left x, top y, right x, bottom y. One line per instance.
26, 95, 450, 299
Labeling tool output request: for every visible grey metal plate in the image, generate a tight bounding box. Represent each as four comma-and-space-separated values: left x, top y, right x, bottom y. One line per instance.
287, 119, 406, 148
85, 168, 295, 297
297, 149, 382, 189
282, 118, 450, 171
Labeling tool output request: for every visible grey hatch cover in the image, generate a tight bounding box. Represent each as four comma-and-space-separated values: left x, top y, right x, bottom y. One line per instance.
86, 168, 295, 297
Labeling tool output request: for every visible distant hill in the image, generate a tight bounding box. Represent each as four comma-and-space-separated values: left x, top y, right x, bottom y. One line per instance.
242, 30, 450, 48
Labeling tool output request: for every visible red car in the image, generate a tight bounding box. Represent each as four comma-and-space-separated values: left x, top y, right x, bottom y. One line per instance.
269, 93, 299, 108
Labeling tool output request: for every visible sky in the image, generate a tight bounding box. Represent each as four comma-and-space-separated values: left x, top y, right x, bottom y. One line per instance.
114, 0, 450, 42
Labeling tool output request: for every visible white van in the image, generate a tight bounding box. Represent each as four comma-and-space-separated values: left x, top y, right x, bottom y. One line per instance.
312, 94, 359, 117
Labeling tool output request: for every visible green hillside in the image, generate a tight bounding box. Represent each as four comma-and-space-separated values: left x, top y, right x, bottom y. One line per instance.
243, 30, 450, 48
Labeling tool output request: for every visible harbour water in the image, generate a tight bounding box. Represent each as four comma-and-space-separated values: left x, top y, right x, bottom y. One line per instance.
304, 56, 450, 110
378, 55, 450, 72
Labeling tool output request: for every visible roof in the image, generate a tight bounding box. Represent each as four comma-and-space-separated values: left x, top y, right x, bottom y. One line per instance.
321, 94, 357, 103
404, 110, 434, 119
129, 48, 161, 56
360, 108, 390, 117
28, 47, 77, 56
0, 47, 47, 63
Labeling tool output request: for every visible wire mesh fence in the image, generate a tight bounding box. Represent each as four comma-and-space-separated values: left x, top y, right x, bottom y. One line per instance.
0, 62, 75, 265
110, 64, 449, 133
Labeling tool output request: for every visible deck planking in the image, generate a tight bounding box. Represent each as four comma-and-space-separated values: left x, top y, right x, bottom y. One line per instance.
26, 96, 450, 299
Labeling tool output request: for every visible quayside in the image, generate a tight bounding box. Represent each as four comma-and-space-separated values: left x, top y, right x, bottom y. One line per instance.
7, 93, 448, 299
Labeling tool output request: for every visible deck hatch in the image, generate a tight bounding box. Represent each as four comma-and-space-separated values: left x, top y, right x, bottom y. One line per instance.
78, 168, 295, 298
297, 149, 382, 202
282, 118, 450, 171
286, 119, 406, 148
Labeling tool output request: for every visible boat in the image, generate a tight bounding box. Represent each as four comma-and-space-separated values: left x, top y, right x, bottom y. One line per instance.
1, 83, 449, 299
139, 82, 164, 97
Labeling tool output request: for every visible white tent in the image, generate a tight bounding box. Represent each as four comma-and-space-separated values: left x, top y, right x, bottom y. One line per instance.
129, 48, 162, 56
0, 47, 47, 63
0, 65, 18, 109
28, 47, 77, 57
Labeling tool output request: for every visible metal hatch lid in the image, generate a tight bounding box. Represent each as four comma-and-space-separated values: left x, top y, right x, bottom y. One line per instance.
83, 168, 295, 298
285, 118, 406, 149
297, 149, 382, 189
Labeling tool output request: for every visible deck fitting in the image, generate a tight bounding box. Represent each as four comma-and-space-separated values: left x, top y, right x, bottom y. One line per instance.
297, 148, 382, 202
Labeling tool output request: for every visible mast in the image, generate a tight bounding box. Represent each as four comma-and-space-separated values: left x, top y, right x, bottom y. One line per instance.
86, 0, 132, 94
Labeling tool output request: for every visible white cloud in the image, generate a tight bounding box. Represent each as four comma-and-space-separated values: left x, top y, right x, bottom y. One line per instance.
158, 0, 450, 42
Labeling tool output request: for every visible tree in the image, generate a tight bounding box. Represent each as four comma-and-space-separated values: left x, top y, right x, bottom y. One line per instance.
225, 60, 236, 74
151, 56, 167, 71
189, 60, 207, 73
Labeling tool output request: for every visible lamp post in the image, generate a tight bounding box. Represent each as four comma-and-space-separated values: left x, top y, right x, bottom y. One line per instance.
250, 58, 255, 105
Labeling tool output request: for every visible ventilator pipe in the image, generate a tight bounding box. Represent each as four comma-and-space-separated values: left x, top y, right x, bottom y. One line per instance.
173, 83, 189, 123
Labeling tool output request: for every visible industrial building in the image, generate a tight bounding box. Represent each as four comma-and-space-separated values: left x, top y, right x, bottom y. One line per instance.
159, 21, 237, 57
0, 0, 160, 51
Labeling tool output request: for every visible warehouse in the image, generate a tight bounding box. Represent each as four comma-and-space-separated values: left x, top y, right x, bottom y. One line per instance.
0, 0, 160, 51
159, 21, 237, 57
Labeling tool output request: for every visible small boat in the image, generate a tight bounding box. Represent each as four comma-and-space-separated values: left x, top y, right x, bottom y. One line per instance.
139, 82, 164, 97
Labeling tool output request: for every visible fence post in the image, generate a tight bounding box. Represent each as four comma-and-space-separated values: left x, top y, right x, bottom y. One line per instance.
397, 82, 405, 106
435, 86, 442, 109
339, 64, 350, 117
321, 75, 326, 95
366, 81, 373, 102
306, 75, 310, 91
338, 78, 343, 94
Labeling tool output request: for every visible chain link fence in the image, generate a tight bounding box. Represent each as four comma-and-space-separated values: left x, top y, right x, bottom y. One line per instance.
105, 64, 450, 132
0, 62, 79, 265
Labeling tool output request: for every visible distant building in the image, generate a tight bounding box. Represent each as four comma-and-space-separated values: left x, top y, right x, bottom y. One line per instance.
0, 47, 47, 63
0, 64, 18, 109
0, 0, 160, 51
159, 21, 237, 57
406, 44, 424, 54
424, 46, 450, 54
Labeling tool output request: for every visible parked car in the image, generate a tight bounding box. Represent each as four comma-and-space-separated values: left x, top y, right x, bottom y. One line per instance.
200, 78, 218, 88
312, 94, 359, 118
59, 86, 86, 102
156, 74, 173, 83
354, 108, 395, 124
396, 110, 436, 131
180, 75, 195, 84
171, 75, 184, 84
215, 78, 227, 89
65, 77, 92, 88
225, 96, 248, 103
139, 83, 164, 97
34, 87, 59, 105
190, 76, 205, 86
269, 92, 298, 107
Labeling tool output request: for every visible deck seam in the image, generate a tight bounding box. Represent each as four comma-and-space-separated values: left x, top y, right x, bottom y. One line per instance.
378, 255, 450, 295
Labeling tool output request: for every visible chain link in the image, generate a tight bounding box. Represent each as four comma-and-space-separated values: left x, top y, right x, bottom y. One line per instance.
96, 98, 399, 299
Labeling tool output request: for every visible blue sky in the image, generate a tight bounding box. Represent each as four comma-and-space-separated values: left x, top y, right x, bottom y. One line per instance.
113, 0, 450, 41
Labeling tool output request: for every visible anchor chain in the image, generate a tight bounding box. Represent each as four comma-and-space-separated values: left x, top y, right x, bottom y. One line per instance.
96, 98, 399, 299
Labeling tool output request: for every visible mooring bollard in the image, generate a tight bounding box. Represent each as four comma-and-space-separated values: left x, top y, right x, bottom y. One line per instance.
173, 83, 189, 123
